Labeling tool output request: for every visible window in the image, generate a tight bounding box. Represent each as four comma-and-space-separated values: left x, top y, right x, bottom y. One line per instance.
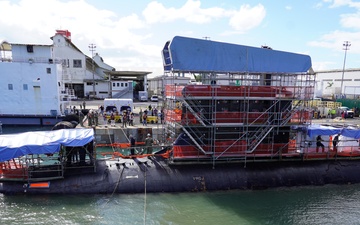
86, 82, 93, 86
113, 83, 115, 87
125, 83, 128, 87
73, 59, 82, 68
23, 84, 28, 90
8, 84, 13, 90
26, 45, 33, 53
121, 83, 124, 87
46, 68, 51, 74
62, 59, 69, 67
117, 83, 119, 87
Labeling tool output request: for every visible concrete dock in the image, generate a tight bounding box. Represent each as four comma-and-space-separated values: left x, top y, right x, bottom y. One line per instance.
73, 99, 166, 146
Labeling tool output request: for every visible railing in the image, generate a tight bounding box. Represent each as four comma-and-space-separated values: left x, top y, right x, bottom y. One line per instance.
112, 87, 132, 98
3, 57, 63, 64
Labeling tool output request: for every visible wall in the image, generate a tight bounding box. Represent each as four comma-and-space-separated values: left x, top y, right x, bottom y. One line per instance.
0, 62, 62, 115
315, 69, 360, 99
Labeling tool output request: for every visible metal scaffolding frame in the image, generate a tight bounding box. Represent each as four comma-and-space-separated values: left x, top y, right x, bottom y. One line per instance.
163, 71, 316, 164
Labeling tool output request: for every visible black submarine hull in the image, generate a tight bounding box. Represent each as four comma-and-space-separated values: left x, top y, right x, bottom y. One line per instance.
1, 158, 359, 194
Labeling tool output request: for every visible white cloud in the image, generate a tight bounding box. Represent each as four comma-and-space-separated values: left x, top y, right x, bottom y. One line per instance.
340, 12, 360, 29
328, 0, 353, 8
228, 4, 266, 33
0, 0, 267, 75
143, 0, 226, 24
308, 30, 360, 57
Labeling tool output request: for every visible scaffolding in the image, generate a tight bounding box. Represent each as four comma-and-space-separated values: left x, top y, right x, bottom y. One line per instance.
160, 36, 318, 164
163, 70, 315, 164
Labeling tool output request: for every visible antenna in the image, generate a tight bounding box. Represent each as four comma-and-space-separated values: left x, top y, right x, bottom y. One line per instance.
340, 41, 351, 97
89, 43, 96, 99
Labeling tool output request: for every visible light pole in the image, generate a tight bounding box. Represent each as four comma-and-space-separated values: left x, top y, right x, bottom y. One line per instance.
340, 41, 350, 97
88, 43, 96, 99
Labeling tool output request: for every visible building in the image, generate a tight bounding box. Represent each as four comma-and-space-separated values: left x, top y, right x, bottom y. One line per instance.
0, 29, 149, 125
52, 30, 111, 99
315, 68, 360, 99
105, 71, 152, 100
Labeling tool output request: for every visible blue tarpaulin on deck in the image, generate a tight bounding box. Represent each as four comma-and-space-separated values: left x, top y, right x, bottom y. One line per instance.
162, 36, 312, 73
306, 124, 360, 139
0, 129, 94, 162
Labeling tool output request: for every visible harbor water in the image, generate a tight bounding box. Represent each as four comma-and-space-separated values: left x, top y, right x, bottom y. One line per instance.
1, 126, 360, 225
1, 184, 360, 225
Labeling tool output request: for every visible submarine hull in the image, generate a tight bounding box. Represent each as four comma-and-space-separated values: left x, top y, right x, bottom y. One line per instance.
1, 158, 359, 194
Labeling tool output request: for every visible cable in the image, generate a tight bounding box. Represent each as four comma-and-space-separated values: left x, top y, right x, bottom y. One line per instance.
102, 164, 124, 207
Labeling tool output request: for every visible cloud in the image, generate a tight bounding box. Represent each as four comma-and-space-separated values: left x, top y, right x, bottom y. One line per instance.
309, 0, 360, 70
143, 0, 226, 24
143, 0, 266, 33
328, 0, 354, 8
308, 30, 360, 55
0, 0, 267, 75
228, 4, 266, 33
340, 12, 360, 29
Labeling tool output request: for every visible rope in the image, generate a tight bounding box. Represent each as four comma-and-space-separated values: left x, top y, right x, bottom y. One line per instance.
106, 126, 115, 153
102, 165, 125, 207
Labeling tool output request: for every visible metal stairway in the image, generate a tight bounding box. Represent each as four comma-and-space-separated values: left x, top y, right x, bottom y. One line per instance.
181, 99, 208, 126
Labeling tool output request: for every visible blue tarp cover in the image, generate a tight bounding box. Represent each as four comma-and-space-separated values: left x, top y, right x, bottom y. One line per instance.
164, 36, 312, 73
0, 129, 94, 162
306, 124, 360, 139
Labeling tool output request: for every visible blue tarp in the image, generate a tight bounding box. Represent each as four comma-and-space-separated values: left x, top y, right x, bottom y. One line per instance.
306, 124, 360, 139
0, 129, 94, 162
163, 36, 312, 73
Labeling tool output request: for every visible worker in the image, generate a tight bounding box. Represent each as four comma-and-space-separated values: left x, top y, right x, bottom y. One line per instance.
129, 135, 136, 156
316, 135, 325, 153
145, 133, 153, 155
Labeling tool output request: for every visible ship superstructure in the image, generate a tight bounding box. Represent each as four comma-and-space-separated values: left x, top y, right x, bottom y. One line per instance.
162, 36, 317, 164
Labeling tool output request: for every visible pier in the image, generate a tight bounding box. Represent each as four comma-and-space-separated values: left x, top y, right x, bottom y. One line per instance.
74, 100, 166, 146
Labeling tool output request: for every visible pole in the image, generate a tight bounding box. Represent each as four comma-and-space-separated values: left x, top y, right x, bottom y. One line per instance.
88, 43, 96, 99
340, 41, 350, 97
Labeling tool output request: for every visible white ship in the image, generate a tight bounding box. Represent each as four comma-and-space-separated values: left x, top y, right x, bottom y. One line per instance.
0, 30, 112, 125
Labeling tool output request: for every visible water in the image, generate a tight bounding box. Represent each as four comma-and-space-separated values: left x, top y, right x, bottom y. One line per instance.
1, 185, 360, 225
2, 127, 360, 224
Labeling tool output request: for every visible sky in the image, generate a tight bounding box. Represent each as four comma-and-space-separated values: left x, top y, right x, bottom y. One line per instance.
1, 0, 360, 77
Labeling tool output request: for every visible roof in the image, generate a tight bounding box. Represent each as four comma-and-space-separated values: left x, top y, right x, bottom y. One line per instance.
0, 129, 94, 162
0, 41, 11, 51
162, 36, 312, 74
105, 71, 152, 80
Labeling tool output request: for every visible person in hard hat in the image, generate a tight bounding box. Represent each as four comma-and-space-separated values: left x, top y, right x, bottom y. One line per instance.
144, 133, 154, 155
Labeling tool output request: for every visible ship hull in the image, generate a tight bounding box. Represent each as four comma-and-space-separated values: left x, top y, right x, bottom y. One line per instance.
1, 158, 360, 194
0, 115, 64, 126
